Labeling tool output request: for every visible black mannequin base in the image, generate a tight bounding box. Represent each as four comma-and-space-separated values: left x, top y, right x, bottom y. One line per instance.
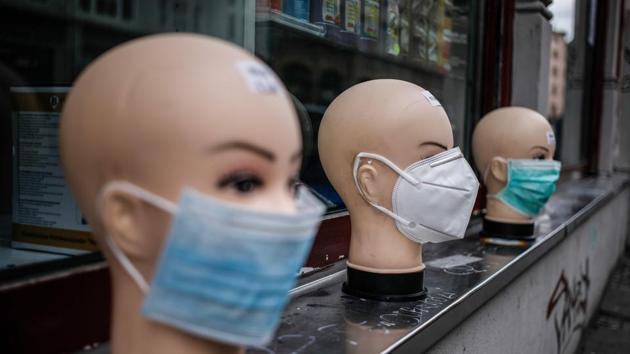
342, 265, 427, 302
481, 217, 536, 247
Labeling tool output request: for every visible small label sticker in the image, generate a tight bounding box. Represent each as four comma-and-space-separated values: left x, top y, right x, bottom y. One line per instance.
421, 90, 441, 107
546, 130, 556, 145
425, 254, 482, 269
236, 60, 282, 94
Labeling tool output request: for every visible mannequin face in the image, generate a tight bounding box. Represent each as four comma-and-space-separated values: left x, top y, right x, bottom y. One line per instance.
61, 34, 301, 267
60, 34, 301, 352
318, 79, 453, 271
472, 106, 557, 222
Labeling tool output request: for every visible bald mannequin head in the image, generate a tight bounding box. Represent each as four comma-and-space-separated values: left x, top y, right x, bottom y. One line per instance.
61, 34, 300, 236
60, 34, 300, 353
472, 106, 556, 222
319, 79, 453, 272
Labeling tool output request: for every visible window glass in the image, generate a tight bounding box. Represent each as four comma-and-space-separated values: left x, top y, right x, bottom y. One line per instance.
0, 0, 249, 279
255, 0, 479, 212
0, 0, 479, 278
549, 0, 591, 167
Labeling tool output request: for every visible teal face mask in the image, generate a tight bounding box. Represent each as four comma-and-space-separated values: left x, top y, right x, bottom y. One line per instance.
489, 159, 561, 217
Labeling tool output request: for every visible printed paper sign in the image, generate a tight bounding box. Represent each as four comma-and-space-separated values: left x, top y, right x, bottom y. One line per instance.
11, 87, 96, 253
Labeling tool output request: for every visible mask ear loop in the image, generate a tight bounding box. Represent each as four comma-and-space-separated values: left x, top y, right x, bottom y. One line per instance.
102, 233, 150, 293
100, 181, 179, 214
352, 152, 418, 227
96, 181, 180, 294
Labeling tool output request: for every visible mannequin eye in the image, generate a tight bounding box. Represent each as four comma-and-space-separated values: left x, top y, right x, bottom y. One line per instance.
533, 153, 546, 160
218, 172, 263, 194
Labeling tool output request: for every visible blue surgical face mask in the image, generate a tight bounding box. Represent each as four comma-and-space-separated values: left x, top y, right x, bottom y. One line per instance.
98, 181, 325, 347
487, 159, 561, 217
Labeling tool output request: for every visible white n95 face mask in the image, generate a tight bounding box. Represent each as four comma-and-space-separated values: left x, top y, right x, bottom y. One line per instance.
353, 147, 479, 243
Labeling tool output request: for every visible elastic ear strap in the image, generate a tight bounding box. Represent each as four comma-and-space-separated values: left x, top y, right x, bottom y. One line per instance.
352, 153, 413, 227
371, 203, 414, 226
486, 194, 534, 218
96, 180, 178, 294
103, 234, 150, 293
355, 152, 419, 185
482, 165, 491, 184
99, 181, 179, 214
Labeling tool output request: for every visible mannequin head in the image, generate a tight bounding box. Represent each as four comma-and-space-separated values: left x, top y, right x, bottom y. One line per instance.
472, 106, 556, 223
318, 79, 453, 272
60, 34, 301, 353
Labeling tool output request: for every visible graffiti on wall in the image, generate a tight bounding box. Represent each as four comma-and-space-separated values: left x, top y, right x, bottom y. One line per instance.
546, 258, 590, 354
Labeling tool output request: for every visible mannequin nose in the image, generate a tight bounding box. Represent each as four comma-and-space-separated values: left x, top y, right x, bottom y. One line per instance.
249, 185, 297, 214
268, 192, 297, 214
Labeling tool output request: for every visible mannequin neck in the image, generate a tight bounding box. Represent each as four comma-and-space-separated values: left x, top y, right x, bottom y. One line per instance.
347, 207, 423, 273
485, 196, 533, 224
109, 269, 243, 354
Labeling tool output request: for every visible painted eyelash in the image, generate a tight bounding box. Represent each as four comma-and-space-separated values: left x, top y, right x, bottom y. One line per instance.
217, 171, 261, 188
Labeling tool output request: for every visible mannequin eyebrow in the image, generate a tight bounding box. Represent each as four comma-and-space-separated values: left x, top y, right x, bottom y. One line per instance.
530, 145, 550, 152
419, 141, 448, 150
210, 141, 275, 161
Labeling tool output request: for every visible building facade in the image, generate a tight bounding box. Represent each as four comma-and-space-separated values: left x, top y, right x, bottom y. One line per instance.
0, 1, 629, 353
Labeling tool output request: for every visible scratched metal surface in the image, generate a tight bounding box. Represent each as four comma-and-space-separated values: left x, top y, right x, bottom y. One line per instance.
248, 175, 630, 354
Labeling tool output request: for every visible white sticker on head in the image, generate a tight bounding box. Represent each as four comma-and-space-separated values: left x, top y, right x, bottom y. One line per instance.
421, 90, 442, 107
546, 130, 556, 145
236, 60, 283, 94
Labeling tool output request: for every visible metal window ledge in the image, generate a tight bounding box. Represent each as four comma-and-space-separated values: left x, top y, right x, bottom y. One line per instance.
250, 174, 630, 354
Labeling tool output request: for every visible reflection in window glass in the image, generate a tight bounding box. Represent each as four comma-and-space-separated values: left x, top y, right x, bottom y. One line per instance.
0, 0, 478, 276
255, 0, 477, 212
549, 0, 589, 166
0, 0, 248, 275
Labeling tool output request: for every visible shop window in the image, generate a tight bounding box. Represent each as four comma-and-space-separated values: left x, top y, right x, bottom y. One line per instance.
0, 0, 480, 280
256, 0, 480, 213
557, 0, 594, 169
96, 0, 117, 16
0, 0, 251, 280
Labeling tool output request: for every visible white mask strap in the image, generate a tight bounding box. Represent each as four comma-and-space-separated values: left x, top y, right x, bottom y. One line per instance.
353, 152, 419, 185
96, 181, 180, 294
99, 181, 179, 215
103, 234, 150, 293
352, 152, 416, 226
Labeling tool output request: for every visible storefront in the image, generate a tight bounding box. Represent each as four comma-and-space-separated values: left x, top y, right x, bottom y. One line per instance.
0, 0, 629, 353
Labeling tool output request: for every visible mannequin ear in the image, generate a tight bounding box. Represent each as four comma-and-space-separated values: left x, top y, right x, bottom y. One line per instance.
356, 162, 381, 205
100, 190, 147, 259
489, 157, 508, 184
